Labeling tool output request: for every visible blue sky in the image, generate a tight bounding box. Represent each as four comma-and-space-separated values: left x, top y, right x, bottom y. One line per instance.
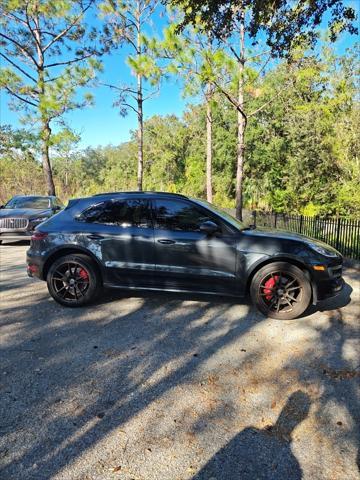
1, 1, 359, 149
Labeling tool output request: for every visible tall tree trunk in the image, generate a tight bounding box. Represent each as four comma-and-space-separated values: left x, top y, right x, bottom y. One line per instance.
137, 72, 143, 191
38, 68, 55, 196
136, 1, 143, 191
206, 84, 213, 203
41, 119, 55, 196
235, 13, 246, 221
36, 19, 56, 196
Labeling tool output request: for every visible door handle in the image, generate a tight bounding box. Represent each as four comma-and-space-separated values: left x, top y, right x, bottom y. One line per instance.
87, 234, 104, 240
157, 239, 176, 245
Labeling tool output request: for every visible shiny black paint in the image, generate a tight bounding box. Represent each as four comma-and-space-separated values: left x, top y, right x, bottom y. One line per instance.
26, 192, 344, 302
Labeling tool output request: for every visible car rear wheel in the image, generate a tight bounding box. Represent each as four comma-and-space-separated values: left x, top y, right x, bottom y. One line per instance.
47, 254, 101, 307
250, 262, 312, 320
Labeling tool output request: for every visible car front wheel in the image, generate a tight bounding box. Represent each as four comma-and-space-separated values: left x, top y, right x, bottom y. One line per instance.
250, 262, 312, 320
47, 253, 101, 307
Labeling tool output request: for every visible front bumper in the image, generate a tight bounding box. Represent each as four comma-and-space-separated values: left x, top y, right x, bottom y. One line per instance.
311, 260, 344, 301
316, 276, 344, 300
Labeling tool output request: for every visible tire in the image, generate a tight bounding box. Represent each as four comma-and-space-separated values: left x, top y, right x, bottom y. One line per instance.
250, 261, 312, 320
47, 253, 102, 307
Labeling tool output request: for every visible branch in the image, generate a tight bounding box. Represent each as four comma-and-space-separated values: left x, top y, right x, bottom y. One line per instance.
123, 11, 138, 29
122, 31, 138, 51
25, 2, 41, 51
212, 79, 247, 123
0, 33, 38, 67
120, 102, 138, 114
44, 75, 63, 83
143, 84, 160, 101
0, 53, 37, 83
246, 49, 272, 62
45, 52, 93, 68
43, 0, 94, 53
2, 11, 28, 27
4, 86, 38, 107
214, 32, 242, 63
141, 1, 158, 20
100, 83, 138, 95
248, 89, 284, 117
252, 55, 271, 81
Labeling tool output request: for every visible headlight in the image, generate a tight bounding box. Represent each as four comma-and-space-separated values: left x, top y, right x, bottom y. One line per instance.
307, 242, 338, 258
30, 217, 47, 224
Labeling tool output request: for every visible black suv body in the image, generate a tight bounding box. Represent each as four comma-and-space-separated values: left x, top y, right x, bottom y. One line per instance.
0, 195, 63, 243
26, 192, 344, 319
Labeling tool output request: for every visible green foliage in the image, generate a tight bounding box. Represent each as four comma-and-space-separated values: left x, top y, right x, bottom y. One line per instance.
0, 125, 44, 202
1, 46, 359, 218
0, 0, 103, 124
169, 0, 358, 57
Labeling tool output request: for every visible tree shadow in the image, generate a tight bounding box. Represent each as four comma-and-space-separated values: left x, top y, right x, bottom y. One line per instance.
193, 390, 311, 480
0, 279, 261, 479
1, 245, 358, 479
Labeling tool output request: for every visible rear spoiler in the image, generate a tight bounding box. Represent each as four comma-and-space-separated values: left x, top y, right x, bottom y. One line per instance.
65, 198, 81, 210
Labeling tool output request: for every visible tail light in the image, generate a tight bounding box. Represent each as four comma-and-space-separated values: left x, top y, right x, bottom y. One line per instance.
27, 264, 39, 274
31, 231, 48, 241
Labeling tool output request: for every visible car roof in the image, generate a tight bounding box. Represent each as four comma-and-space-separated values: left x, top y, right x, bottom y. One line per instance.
91, 191, 189, 200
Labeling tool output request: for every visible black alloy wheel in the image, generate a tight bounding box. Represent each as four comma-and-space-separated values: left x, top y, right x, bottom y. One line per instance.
251, 262, 312, 320
47, 254, 101, 307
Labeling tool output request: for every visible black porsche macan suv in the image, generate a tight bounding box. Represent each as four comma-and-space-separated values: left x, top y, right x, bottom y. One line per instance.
26, 192, 344, 319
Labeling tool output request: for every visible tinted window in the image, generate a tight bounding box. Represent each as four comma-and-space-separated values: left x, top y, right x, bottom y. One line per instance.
5, 196, 51, 209
79, 199, 152, 228
154, 200, 211, 232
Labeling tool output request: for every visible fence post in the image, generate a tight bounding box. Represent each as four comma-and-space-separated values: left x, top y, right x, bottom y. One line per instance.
274, 212, 277, 228
299, 215, 304, 235
335, 217, 341, 250
252, 210, 257, 227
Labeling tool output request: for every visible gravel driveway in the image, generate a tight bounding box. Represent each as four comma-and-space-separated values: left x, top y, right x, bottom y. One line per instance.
0, 242, 359, 480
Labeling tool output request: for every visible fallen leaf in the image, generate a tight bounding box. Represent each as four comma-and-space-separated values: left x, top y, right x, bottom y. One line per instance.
109, 465, 122, 472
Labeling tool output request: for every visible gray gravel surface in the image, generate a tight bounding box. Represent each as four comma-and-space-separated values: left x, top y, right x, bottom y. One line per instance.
0, 242, 359, 480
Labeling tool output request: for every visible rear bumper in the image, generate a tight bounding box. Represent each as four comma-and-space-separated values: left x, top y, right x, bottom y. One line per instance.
26, 251, 45, 279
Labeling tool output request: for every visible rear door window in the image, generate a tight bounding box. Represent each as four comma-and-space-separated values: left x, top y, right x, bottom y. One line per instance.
79, 199, 152, 228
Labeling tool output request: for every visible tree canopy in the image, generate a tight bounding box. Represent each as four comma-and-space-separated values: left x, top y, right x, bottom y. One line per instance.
1, 44, 359, 217
169, 0, 358, 56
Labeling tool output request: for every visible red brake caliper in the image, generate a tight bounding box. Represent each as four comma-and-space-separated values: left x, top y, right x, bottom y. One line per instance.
263, 275, 279, 301
78, 268, 89, 282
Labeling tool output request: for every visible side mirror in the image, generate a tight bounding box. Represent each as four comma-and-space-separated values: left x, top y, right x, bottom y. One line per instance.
199, 220, 219, 235
52, 205, 61, 212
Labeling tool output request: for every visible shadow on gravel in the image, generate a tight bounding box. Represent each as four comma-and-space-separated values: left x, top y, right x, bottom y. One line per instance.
0, 240, 30, 247
0, 285, 259, 479
193, 390, 311, 480
0, 251, 359, 479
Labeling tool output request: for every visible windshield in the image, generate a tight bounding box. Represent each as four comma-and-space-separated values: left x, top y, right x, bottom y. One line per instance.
4, 196, 51, 209
192, 198, 245, 230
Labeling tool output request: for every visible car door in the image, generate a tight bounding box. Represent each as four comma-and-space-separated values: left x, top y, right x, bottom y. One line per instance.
152, 198, 239, 294
77, 197, 155, 286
